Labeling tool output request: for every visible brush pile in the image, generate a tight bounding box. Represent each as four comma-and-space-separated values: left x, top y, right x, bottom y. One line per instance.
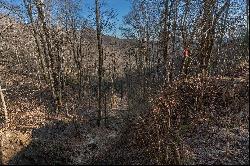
115, 75, 249, 165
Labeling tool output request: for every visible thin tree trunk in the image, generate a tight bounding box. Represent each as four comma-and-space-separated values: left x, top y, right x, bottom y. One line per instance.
171, 0, 179, 82
104, 93, 107, 126
35, 0, 59, 111
0, 136, 3, 165
0, 84, 8, 124
163, 0, 170, 81
23, 0, 48, 83
247, 0, 249, 36
95, 0, 103, 127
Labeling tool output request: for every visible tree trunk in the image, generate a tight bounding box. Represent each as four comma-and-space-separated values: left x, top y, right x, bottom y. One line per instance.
95, 0, 103, 127
198, 0, 229, 76
162, 0, 170, 82
0, 84, 8, 124
247, 0, 249, 36
23, 0, 49, 83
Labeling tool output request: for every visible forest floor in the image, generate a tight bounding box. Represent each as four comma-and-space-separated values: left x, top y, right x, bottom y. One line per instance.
93, 76, 249, 165
0, 63, 249, 165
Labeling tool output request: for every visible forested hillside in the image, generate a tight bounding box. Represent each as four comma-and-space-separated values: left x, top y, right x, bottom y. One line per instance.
0, 0, 249, 165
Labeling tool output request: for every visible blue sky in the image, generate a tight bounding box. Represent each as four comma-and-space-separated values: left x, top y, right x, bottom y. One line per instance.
98, 0, 131, 25
5, 0, 131, 37
104, 0, 131, 37
82, 0, 131, 37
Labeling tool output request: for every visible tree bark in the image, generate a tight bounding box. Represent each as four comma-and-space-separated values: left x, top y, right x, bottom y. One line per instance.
162, 0, 170, 82
23, 0, 48, 83
198, 0, 230, 76
95, 0, 103, 127
0, 84, 8, 124
247, 0, 249, 42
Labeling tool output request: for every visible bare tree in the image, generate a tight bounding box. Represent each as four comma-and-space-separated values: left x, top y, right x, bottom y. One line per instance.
0, 79, 8, 125
198, 0, 230, 76
247, 0, 249, 36
95, 0, 103, 126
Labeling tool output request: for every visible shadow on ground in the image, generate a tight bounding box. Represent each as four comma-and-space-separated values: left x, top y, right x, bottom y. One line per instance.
6, 114, 148, 165
7, 120, 89, 165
